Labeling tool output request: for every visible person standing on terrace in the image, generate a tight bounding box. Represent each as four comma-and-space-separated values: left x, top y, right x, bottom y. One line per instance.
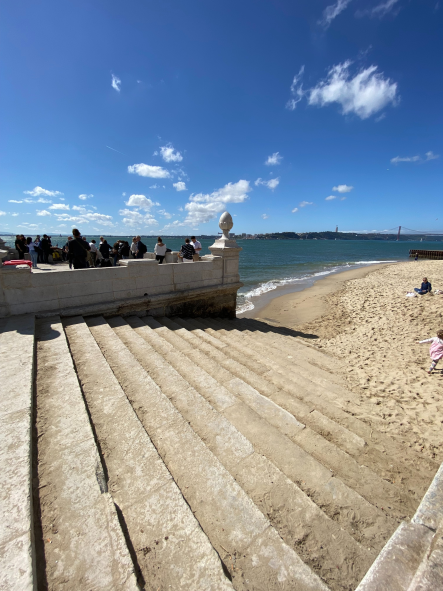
68, 228, 91, 269
27, 237, 38, 269
191, 236, 202, 257
15, 235, 25, 259
154, 237, 167, 264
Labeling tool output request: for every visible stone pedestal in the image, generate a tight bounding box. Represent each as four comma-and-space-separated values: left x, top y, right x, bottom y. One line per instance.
208, 211, 243, 288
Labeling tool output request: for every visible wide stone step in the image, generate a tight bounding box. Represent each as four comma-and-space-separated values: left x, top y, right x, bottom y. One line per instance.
181, 316, 436, 500
239, 317, 344, 373
125, 315, 377, 590
153, 317, 401, 552
171, 317, 416, 521
64, 316, 233, 591
0, 315, 36, 591
35, 317, 138, 590
88, 316, 328, 591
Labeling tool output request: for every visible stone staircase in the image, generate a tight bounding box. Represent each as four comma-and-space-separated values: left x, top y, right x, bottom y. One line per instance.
1, 314, 442, 590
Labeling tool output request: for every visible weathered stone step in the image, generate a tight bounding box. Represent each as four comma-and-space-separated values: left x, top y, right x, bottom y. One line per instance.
126, 315, 377, 590
88, 316, 328, 591
35, 317, 139, 590
179, 317, 436, 500
239, 317, 344, 373
235, 318, 438, 484
406, 523, 443, 590
217, 317, 346, 387
0, 315, 36, 591
151, 316, 400, 553
64, 316, 233, 591
172, 317, 416, 520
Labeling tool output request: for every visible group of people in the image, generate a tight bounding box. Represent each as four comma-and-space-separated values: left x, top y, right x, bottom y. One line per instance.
17, 231, 204, 270
15, 234, 53, 267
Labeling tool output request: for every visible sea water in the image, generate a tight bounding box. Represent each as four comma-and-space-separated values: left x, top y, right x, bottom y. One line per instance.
1, 235, 434, 313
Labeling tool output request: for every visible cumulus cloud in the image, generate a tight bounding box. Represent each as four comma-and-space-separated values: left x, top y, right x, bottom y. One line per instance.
287, 61, 398, 120
128, 163, 171, 178
125, 194, 159, 210
24, 186, 63, 197
8, 200, 22, 203
319, 0, 353, 28
49, 203, 70, 210
325, 195, 337, 201
11, 213, 19, 216
255, 177, 280, 190
265, 152, 283, 165
119, 208, 158, 228
0, 210, 6, 216
79, 194, 93, 200
356, 0, 400, 18
291, 207, 299, 213
308, 61, 398, 119
332, 184, 354, 193
173, 181, 187, 191
184, 180, 251, 226
111, 73, 121, 92
261, 214, 269, 219
160, 144, 183, 163
299, 201, 313, 207
158, 209, 172, 219
37, 210, 52, 216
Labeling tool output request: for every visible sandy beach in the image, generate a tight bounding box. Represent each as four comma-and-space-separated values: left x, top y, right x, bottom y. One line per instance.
250, 260, 443, 461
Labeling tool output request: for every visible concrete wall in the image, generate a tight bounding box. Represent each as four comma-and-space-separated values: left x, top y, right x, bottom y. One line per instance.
0, 256, 242, 319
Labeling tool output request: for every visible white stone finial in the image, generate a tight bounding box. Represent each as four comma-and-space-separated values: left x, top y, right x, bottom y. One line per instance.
219, 211, 233, 240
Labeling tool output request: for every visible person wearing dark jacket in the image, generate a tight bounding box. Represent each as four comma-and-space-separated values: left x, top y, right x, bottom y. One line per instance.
414, 278, 432, 295
99, 239, 111, 259
119, 241, 130, 259
135, 235, 147, 259
15, 235, 25, 259
180, 238, 195, 263
40, 235, 52, 264
68, 229, 90, 269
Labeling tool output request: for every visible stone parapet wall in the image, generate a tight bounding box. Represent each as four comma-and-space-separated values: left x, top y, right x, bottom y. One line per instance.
0, 256, 241, 319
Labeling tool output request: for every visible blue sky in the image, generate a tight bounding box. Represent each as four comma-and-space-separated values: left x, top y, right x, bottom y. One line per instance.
0, 0, 442, 236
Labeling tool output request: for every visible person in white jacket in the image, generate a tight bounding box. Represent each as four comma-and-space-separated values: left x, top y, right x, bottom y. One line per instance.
154, 236, 167, 264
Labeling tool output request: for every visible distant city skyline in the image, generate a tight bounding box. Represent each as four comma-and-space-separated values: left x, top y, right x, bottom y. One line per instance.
0, 0, 441, 235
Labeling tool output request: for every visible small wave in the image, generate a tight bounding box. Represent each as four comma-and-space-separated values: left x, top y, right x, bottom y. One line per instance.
236, 259, 399, 313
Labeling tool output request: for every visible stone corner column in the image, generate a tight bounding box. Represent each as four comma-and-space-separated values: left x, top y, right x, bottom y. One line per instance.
208, 211, 243, 286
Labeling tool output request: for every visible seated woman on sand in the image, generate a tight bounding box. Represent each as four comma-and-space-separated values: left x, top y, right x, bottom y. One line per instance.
414, 277, 432, 295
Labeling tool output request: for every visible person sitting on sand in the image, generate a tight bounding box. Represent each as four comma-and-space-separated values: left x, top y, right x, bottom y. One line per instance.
418, 330, 443, 374
414, 277, 432, 295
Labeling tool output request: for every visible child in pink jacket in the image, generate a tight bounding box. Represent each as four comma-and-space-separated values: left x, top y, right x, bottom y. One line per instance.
418, 330, 443, 374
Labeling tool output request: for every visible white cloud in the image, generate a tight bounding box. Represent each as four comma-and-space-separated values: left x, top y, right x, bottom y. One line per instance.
426, 151, 440, 161
308, 61, 398, 119
255, 177, 280, 190
49, 203, 70, 210
184, 180, 252, 225
158, 209, 172, 219
8, 200, 22, 203
291, 207, 299, 213
173, 181, 187, 191
125, 194, 159, 210
128, 163, 171, 178
390, 155, 420, 164
332, 184, 354, 193
319, 0, 353, 28
79, 193, 93, 200
262, 214, 269, 219
122, 192, 126, 196
325, 195, 336, 201
37, 210, 52, 216
24, 186, 63, 197
160, 144, 183, 163
119, 208, 158, 228
11, 213, 19, 216
149, 184, 162, 189
299, 201, 313, 207
111, 73, 121, 92
356, 0, 400, 18
265, 152, 283, 165
0, 210, 6, 216
340, 197, 347, 200
286, 66, 305, 110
